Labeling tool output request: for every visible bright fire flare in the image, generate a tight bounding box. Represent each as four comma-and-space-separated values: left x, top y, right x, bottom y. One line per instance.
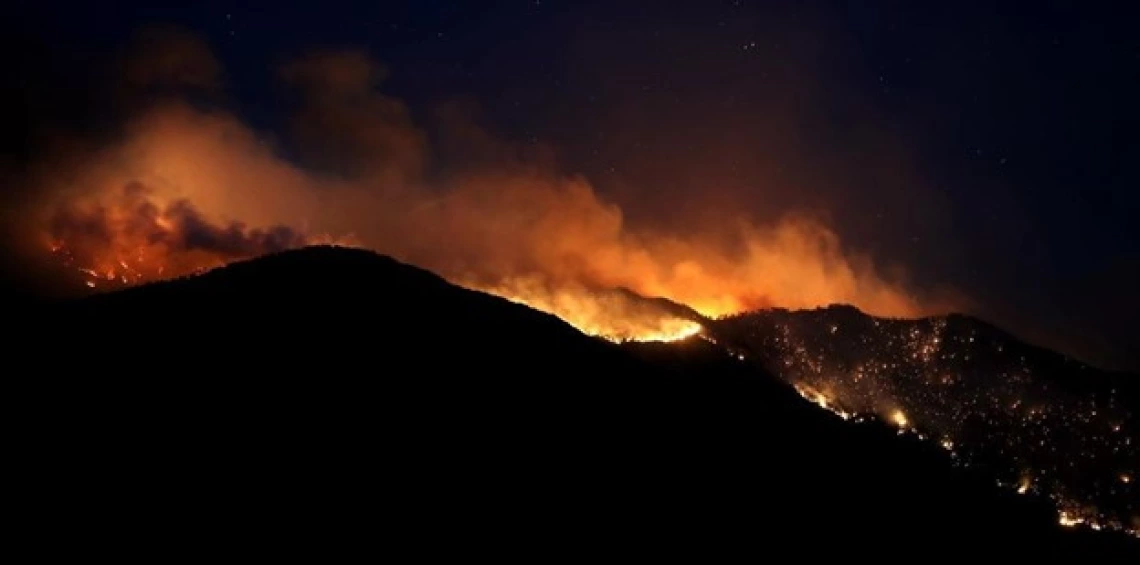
470, 280, 704, 343
890, 409, 909, 429
793, 383, 855, 421
1058, 511, 1086, 528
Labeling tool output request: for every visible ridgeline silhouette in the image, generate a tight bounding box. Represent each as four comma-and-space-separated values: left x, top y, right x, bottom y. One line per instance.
15, 246, 1139, 558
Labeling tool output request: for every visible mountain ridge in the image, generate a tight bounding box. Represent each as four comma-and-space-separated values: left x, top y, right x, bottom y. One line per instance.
14, 245, 1139, 557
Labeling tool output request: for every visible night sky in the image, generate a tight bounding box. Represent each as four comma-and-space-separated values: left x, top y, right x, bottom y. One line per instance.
4, 1, 1138, 370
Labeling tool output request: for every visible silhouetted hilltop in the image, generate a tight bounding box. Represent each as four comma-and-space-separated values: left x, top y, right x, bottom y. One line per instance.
17, 247, 1138, 558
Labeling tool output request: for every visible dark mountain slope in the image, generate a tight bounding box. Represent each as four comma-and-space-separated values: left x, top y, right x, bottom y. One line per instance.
14, 247, 1138, 558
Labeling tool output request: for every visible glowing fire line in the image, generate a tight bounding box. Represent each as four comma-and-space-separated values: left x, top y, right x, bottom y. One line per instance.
791, 379, 1136, 538
51, 233, 703, 343
468, 286, 704, 343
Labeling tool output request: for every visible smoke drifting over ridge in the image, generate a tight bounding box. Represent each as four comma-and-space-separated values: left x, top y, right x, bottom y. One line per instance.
5, 31, 947, 336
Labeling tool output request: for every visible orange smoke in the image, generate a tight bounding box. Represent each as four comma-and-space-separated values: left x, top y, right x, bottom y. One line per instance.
18, 37, 940, 340
406, 168, 924, 338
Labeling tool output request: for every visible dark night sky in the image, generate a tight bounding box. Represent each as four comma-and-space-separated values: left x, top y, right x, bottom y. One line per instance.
4, 1, 1139, 370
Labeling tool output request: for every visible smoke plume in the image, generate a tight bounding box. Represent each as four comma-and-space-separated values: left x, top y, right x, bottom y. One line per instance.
5, 31, 947, 337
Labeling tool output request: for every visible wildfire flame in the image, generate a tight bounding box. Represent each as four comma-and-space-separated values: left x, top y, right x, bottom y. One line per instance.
490, 288, 703, 342
889, 409, 909, 429
466, 276, 703, 342
793, 382, 856, 421
44, 182, 355, 291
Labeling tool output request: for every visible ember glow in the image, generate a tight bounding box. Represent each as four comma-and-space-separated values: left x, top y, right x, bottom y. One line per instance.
715, 307, 1139, 538
1058, 511, 1087, 528
793, 383, 857, 421
889, 409, 910, 429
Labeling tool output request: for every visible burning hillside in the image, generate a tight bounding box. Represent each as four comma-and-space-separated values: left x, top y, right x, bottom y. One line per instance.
708, 307, 1139, 537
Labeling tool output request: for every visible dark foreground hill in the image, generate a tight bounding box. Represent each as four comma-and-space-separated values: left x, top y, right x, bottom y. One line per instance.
13, 246, 1138, 558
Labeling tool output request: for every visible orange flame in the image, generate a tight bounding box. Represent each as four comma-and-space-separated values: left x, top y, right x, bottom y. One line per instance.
468, 277, 703, 342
